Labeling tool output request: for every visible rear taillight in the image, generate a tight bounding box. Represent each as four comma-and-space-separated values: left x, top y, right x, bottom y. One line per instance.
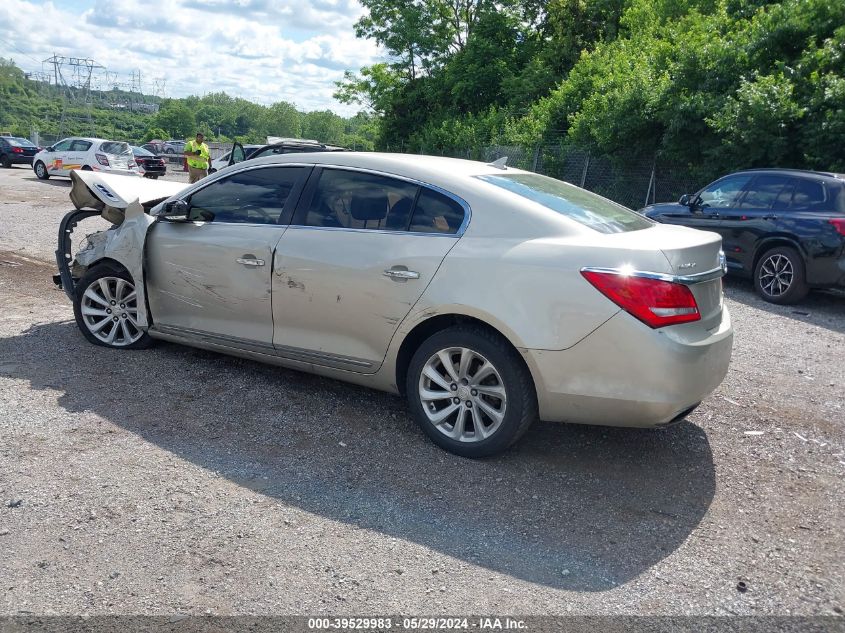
830, 219, 845, 236
95, 153, 109, 166
581, 270, 700, 328
12, 147, 23, 153
128, 160, 137, 168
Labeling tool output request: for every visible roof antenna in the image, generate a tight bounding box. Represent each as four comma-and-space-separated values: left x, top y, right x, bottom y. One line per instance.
488, 156, 508, 170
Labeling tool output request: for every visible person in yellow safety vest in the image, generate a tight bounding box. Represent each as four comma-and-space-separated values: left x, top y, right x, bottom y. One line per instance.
183, 132, 211, 184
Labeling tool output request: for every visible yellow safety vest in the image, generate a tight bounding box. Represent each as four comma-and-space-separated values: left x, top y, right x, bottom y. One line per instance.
186, 140, 210, 169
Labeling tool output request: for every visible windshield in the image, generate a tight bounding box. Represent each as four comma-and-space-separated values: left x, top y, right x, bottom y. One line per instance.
477, 172, 654, 234
99, 141, 132, 157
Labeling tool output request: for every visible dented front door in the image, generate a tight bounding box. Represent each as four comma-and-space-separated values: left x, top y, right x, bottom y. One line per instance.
145, 221, 285, 344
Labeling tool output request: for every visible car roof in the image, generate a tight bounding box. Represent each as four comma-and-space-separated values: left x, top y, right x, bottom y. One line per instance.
732, 168, 844, 183
242, 152, 531, 187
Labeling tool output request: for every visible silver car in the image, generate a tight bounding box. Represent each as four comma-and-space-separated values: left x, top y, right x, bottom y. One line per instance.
55, 153, 733, 457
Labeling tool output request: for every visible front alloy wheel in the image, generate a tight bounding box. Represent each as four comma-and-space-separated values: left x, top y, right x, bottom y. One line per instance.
73, 265, 153, 349
406, 326, 537, 458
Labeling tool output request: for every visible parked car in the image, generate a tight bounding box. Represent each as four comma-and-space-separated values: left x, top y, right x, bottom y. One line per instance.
54, 154, 732, 457
33, 138, 138, 180
0, 136, 41, 168
209, 144, 263, 173
642, 169, 845, 304
163, 140, 186, 154
141, 139, 167, 154
131, 146, 167, 179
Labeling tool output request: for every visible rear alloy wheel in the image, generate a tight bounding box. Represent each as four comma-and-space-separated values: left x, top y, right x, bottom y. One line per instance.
406, 326, 537, 458
34, 161, 49, 179
73, 265, 153, 349
754, 246, 808, 304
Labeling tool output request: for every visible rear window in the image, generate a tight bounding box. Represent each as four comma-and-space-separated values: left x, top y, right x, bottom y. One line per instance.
6, 137, 35, 147
99, 141, 131, 156
477, 173, 653, 234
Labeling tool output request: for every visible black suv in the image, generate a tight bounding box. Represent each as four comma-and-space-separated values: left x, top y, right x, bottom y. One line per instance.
643, 169, 845, 304
0, 136, 40, 168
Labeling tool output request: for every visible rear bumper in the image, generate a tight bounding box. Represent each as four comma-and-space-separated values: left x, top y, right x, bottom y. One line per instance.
524, 307, 733, 427
7, 155, 35, 165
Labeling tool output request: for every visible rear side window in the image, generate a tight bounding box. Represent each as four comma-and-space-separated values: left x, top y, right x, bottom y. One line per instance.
188, 166, 305, 224
478, 173, 652, 233
70, 140, 93, 152
298, 169, 418, 231
409, 188, 465, 234
790, 178, 825, 207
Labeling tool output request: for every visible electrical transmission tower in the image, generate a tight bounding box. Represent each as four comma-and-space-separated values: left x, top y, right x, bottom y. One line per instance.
43, 54, 105, 138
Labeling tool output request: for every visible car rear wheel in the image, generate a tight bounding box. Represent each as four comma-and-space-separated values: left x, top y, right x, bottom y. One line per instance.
73, 265, 153, 349
406, 326, 537, 458
1, 154, 11, 168
82, 165, 93, 171
34, 161, 49, 179
754, 246, 809, 304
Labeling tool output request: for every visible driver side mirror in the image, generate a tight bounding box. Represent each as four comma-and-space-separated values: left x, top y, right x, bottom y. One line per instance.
679, 194, 692, 206
46, 146, 54, 152
156, 199, 190, 219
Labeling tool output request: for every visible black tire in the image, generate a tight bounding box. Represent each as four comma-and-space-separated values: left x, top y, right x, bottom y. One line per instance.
208, 168, 217, 174
754, 245, 809, 304
405, 325, 537, 458
34, 161, 49, 179
1, 154, 11, 168
149, 174, 159, 179
81, 165, 93, 171
73, 264, 154, 350
165, 148, 175, 154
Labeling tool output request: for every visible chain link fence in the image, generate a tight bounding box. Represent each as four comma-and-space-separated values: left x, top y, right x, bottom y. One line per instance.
386, 142, 705, 210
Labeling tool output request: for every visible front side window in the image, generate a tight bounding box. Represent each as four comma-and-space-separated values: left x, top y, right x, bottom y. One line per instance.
188, 166, 305, 224
698, 175, 753, 208
298, 169, 418, 231
478, 172, 652, 234
738, 175, 789, 209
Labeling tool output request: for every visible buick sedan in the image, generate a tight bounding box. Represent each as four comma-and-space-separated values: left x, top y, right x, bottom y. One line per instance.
55, 153, 733, 457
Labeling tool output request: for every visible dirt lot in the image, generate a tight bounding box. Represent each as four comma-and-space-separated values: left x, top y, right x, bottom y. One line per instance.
0, 165, 843, 617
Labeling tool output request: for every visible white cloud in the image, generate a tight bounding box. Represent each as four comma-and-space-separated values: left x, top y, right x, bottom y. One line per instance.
0, 0, 383, 114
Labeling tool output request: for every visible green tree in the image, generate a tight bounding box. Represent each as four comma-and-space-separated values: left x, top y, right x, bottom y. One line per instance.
154, 102, 195, 139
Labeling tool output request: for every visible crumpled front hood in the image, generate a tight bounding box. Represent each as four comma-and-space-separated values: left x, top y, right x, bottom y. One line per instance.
70, 170, 187, 223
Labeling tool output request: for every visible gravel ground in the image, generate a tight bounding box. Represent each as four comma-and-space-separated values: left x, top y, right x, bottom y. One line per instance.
0, 166, 843, 617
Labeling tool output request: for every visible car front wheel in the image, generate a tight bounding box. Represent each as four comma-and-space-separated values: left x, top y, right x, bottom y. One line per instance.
754, 246, 809, 304
34, 161, 49, 179
406, 326, 537, 458
73, 265, 153, 349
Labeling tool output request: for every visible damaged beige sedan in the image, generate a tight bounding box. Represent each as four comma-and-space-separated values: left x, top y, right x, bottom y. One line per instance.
56, 153, 733, 457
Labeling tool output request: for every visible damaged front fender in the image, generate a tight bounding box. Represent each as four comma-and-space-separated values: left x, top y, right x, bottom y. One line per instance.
56, 171, 187, 328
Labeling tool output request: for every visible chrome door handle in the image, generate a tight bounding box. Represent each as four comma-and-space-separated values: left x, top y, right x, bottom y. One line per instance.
383, 269, 420, 280
237, 257, 265, 266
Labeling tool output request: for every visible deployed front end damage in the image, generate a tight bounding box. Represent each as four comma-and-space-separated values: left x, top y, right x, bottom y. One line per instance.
55, 170, 186, 327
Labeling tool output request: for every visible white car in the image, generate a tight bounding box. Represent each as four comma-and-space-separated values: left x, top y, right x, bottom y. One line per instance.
55, 153, 733, 457
33, 137, 138, 180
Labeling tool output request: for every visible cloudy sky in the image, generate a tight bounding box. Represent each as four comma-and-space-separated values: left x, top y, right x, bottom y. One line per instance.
0, 0, 383, 114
